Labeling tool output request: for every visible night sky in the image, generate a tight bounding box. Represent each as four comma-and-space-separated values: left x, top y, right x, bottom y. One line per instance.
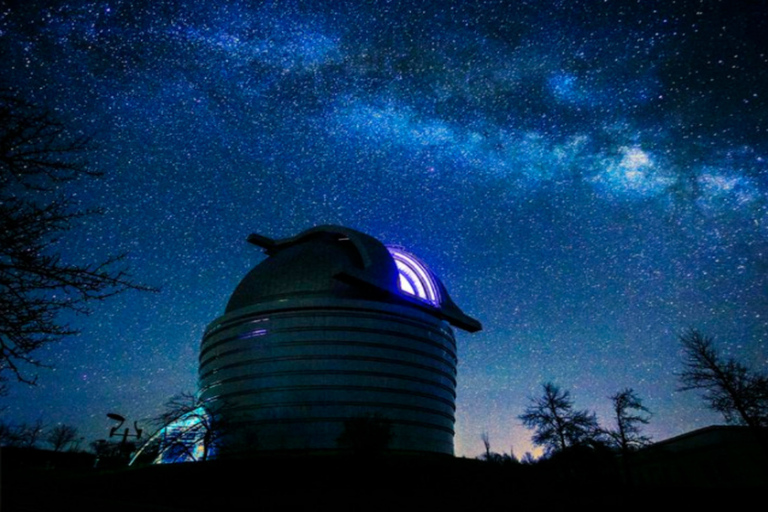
2, 0, 767, 458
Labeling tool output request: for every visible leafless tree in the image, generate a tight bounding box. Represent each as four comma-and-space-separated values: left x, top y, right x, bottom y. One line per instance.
678, 329, 768, 429
604, 388, 652, 452
0, 418, 45, 448
519, 382, 601, 455
0, 420, 13, 445
46, 424, 78, 451
481, 431, 491, 459
603, 388, 652, 486
478, 432, 518, 464
0, 93, 155, 390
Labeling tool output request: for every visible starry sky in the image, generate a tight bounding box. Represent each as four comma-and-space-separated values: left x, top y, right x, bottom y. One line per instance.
2, 0, 767, 458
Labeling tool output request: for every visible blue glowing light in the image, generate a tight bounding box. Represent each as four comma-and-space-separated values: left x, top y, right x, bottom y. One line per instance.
386, 246, 441, 306
236, 328, 267, 340
130, 406, 216, 465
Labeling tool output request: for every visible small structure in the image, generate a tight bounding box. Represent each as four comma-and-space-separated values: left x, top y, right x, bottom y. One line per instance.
130, 407, 216, 465
199, 225, 481, 456
153, 407, 216, 464
632, 425, 768, 486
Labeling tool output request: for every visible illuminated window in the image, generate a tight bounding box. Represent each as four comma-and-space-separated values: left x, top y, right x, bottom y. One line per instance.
237, 328, 267, 340
386, 246, 440, 306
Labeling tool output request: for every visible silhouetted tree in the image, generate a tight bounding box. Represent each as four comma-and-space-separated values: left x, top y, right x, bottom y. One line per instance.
0, 418, 45, 448
156, 392, 204, 427
604, 388, 651, 452
477, 431, 518, 464
604, 388, 651, 486
481, 431, 491, 459
519, 382, 601, 455
46, 424, 78, 452
678, 329, 768, 429
0, 420, 12, 446
0, 93, 155, 390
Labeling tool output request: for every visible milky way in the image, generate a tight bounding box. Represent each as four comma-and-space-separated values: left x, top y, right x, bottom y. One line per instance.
2, 0, 767, 457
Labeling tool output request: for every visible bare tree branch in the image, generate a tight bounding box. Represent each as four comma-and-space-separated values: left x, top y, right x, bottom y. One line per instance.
677, 329, 767, 429
604, 388, 651, 452
143, 392, 222, 463
519, 382, 601, 456
0, 92, 157, 388
0, 419, 46, 448
46, 424, 78, 452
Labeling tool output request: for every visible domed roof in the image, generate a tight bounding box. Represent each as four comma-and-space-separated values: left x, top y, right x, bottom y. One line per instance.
226, 225, 481, 332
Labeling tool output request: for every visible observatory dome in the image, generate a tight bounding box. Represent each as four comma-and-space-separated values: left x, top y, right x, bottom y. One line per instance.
199, 225, 480, 456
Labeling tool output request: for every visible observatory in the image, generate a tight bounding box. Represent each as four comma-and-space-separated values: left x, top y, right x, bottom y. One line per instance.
198, 225, 481, 456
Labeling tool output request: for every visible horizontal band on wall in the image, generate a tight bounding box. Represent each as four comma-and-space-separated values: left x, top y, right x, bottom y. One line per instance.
200, 354, 457, 385
205, 383, 457, 411
213, 400, 456, 430
201, 324, 456, 362
205, 302, 456, 346
200, 337, 457, 373
224, 416, 456, 437
199, 368, 457, 398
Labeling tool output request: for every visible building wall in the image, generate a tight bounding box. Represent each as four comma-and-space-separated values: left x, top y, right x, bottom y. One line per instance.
199, 296, 458, 455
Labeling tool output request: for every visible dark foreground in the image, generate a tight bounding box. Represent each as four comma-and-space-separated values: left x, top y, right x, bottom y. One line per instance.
3, 442, 767, 510
2, 448, 628, 510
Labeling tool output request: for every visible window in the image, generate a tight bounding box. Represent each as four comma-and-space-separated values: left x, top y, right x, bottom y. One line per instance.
386, 246, 440, 306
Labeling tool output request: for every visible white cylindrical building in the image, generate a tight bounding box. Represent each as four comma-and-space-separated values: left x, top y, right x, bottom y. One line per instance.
198, 225, 480, 456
